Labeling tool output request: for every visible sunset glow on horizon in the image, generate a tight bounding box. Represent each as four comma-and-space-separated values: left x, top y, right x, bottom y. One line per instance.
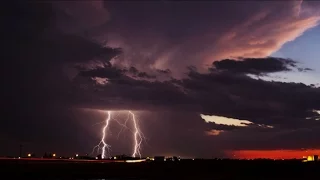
228, 149, 320, 159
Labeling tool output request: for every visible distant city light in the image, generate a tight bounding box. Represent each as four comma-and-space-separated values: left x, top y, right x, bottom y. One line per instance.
125, 159, 146, 163
75, 154, 79, 157
52, 153, 56, 157
302, 155, 318, 162
27, 153, 31, 157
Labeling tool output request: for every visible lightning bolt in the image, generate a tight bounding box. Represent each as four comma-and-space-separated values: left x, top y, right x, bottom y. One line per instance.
92, 110, 145, 159
113, 112, 131, 140
129, 111, 144, 158
92, 111, 112, 159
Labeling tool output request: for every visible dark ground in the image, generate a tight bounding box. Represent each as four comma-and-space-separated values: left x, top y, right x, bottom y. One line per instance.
0, 159, 319, 179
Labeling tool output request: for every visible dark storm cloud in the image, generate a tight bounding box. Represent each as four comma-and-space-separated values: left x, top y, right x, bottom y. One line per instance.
183, 70, 320, 124
50, 0, 320, 154
127, 67, 156, 79
3, 1, 320, 157
211, 57, 300, 75
1, 1, 120, 156
136, 72, 156, 79
156, 69, 172, 75
94, 1, 320, 75
79, 66, 124, 80
78, 65, 156, 81
76, 60, 320, 127
73, 70, 195, 111
139, 112, 224, 158
51, 1, 110, 34
37, 32, 121, 64
74, 59, 320, 152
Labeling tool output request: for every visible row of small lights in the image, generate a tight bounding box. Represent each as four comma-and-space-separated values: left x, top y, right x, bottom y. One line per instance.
20, 154, 318, 161
23, 154, 186, 161
24, 153, 75, 159
24, 153, 126, 159
27, 153, 58, 157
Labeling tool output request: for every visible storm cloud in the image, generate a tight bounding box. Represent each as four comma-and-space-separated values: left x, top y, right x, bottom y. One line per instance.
73, 56, 320, 154
211, 57, 299, 75
2, 1, 320, 158
88, 1, 320, 76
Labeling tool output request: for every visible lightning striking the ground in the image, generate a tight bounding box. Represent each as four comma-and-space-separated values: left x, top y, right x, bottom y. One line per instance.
130, 111, 143, 158
92, 111, 112, 159
92, 111, 145, 159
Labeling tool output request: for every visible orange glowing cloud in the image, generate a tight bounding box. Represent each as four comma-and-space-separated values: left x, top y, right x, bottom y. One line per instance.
208, 5, 320, 63
200, 114, 274, 128
205, 130, 224, 136
227, 149, 320, 159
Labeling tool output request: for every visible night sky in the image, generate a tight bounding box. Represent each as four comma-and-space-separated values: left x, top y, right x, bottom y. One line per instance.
2, 1, 320, 159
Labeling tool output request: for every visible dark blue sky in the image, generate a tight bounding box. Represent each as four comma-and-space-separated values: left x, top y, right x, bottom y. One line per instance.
272, 25, 320, 85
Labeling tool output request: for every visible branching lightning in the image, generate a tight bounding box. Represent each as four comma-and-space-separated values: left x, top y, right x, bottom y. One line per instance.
129, 111, 143, 158
113, 112, 131, 140
92, 110, 145, 159
92, 111, 112, 159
